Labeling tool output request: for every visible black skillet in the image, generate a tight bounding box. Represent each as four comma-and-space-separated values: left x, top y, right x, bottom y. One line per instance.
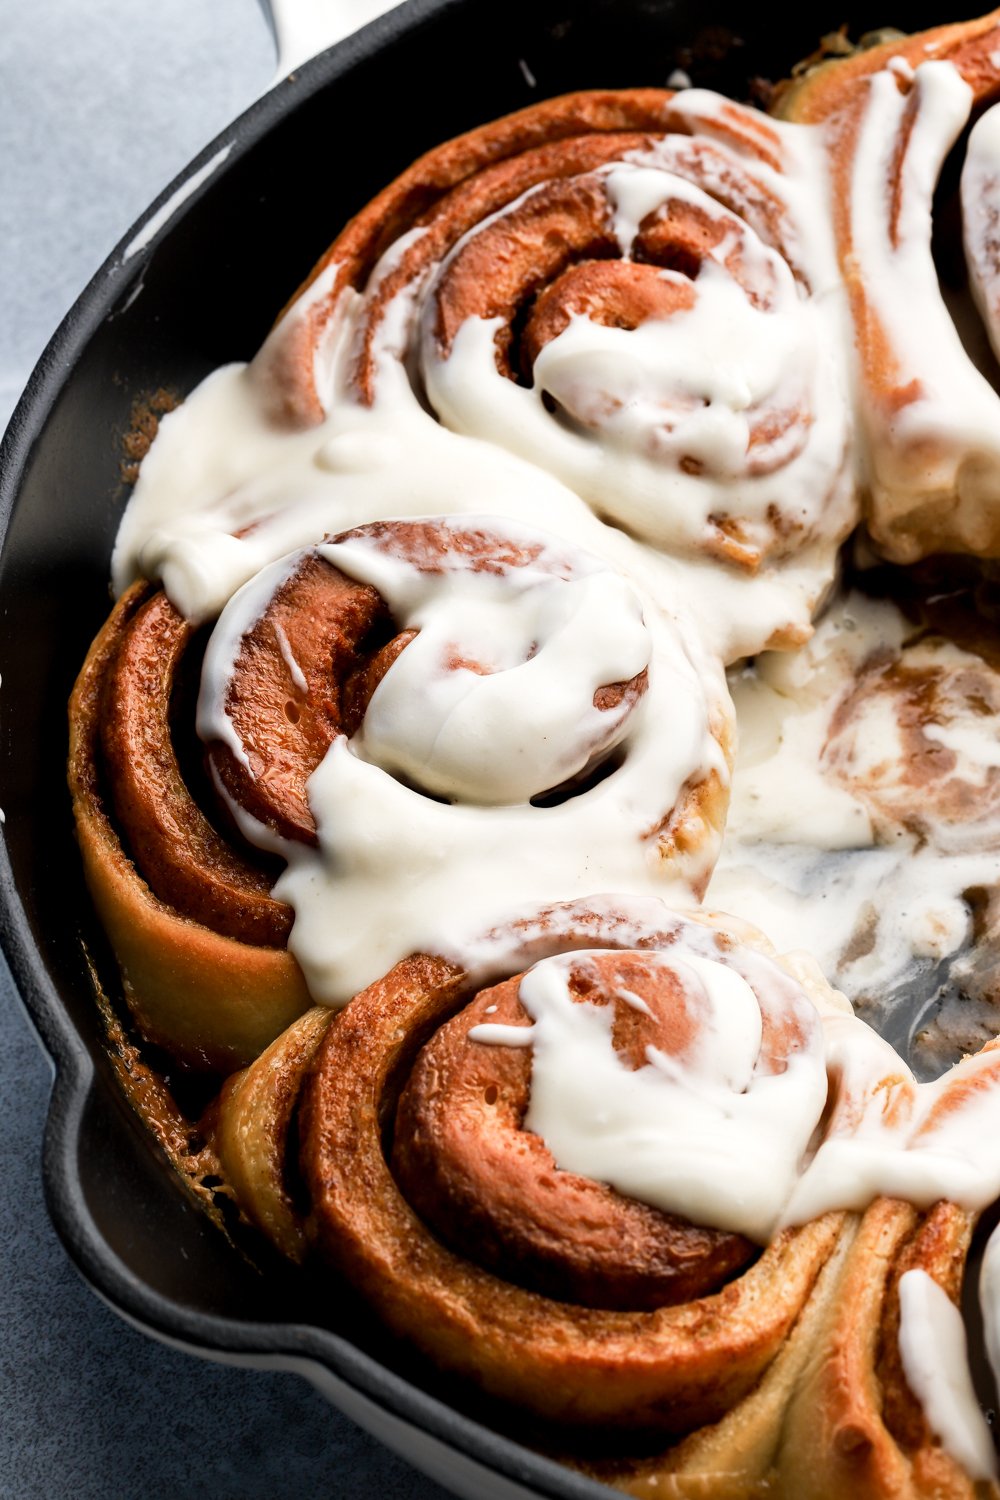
0, 1, 967, 1494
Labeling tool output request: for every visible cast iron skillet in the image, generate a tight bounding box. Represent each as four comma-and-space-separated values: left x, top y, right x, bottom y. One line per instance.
0, 1, 966, 1493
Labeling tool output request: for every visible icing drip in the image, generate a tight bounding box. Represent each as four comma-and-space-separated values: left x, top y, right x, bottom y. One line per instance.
848, 60, 1000, 553
899, 1268, 997, 1481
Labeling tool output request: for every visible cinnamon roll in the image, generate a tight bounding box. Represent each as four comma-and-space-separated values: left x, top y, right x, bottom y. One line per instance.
298, 903, 845, 1434
779, 12, 1000, 563
248, 895, 1000, 1492
73, 514, 732, 1057
258, 88, 853, 582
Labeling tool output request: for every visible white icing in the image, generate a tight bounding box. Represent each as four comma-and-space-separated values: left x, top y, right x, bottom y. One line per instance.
979, 1219, 1000, 1411
322, 529, 651, 806
251, 519, 727, 1004
850, 61, 1000, 551
783, 1022, 1000, 1224
709, 593, 1000, 1016
899, 1269, 997, 1481
272, 618, 308, 694
196, 553, 305, 766
472, 945, 828, 1241
466, 932, 1000, 1239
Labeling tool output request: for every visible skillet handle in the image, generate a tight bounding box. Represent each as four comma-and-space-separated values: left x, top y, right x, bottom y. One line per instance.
254, 0, 406, 77
253, 0, 278, 50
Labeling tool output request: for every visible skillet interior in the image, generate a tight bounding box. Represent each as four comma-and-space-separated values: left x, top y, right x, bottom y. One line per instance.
0, 0, 973, 1492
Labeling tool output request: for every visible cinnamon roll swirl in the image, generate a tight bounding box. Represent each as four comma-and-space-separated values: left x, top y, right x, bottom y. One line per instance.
298, 904, 844, 1434
271, 89, 854, 574
72, 514, 732, 1059
197, 516, 732, 1005
277, 897, 1000, 1482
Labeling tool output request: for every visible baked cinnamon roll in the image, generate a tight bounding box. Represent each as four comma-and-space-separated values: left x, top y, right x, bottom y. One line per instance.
779, 12, 1000, 563
278, 89, 854, 575
298, 903, 844, 1435
72, 514, 732, 1058
217, 895, 1000, 1495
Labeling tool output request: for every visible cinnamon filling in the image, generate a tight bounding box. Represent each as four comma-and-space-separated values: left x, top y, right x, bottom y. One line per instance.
206, 553, 412, 844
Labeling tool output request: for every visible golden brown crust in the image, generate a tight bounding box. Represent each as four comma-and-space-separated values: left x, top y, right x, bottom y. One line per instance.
777, 1198, 996, 1500
68, 583, 311, 1070
100, 586, 290, 943
576, 1217, 862, 1497
213, 1006, 332, 1260
775, 14, 1000, 124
